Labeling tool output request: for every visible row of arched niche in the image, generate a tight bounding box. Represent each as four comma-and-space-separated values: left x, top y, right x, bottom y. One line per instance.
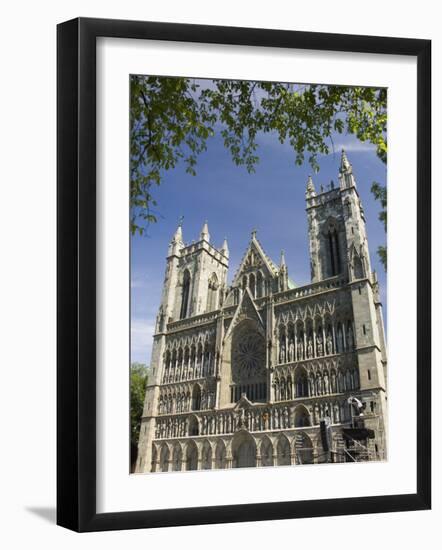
272, 365, 360, 401
149, 431, 315, 472
161, 341, 216, 384
153, 399, 353, 440
157, 383, 215, 415
157, 362, 359, 417
276, 317, 355, 364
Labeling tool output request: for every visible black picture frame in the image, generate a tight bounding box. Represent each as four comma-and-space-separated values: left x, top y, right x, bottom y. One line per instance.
57, 17, 431, 532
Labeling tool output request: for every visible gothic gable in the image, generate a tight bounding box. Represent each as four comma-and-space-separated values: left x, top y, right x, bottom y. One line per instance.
224, 288, 264, 342
233, 394, 254, 410
231, 237, 278, 287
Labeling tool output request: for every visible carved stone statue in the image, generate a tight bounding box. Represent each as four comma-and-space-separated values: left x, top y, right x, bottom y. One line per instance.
323, 371, 329, 394
288, 339, 295, 362
245, 409, 251, 429
307, 338, 313, 359
283, 407, 289, 428
279, 340, 286, 364
262, 411, 269, 431
236, 408, 245, 429
347, 325, 354, 349
297, 339, 304, 360
316, 334, 323, 356
313, 403, 320, 425
326, 333, 333, 355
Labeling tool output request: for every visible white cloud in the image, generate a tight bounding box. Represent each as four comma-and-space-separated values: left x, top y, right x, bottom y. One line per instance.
330, 141, 376, 153
130, 276, 149, 289
131, 319, 155, 364
256, 130, 377, 157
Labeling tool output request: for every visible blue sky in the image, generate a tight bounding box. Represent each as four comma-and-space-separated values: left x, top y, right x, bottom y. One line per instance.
130, 110, 387, 365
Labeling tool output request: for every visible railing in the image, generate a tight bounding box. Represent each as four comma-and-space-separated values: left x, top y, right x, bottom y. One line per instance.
273, 350, 355, 369
165, 277, 348, 333
273, 275, 348, 304
154, 399, 353, 440
167, 310, 219, 332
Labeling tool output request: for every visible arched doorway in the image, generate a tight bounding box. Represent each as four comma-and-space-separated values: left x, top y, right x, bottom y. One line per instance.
201, 441, 212, 470
260, 436, 274, 467
294, 404, 311, 427
215, 440, 227, 469
159, 444, 170, 472
188, 415, 199, 436
185, 441, 198, 471
232, 431, 257, 468
191, 384, 201, 411
277, 435, 291, 466
172, 443, 182, 471
295, 432, 314, 465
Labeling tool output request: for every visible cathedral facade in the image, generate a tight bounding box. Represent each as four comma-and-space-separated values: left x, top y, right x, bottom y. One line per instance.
135, 151, 388, 473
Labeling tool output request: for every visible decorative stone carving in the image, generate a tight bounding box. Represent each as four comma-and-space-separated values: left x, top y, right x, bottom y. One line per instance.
288, 339, 295, 362
326, 334, 333, 355
307, 339, 313, 359
233, 331, 266, 380
316, 334, 323, 356
136, 154, 388, 473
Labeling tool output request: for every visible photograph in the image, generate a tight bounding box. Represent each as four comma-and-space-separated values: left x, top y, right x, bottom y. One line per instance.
0, 0, 434, 541
130, 75, 388, 473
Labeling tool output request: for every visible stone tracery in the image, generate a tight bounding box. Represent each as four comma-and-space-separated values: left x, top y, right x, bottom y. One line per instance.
136, 154, 387, 474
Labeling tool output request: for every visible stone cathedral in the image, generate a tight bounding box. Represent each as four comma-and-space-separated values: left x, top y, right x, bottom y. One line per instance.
135, 151, 388, 473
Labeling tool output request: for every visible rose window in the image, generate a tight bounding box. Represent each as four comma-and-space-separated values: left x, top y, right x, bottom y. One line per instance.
233, 331, 265, 380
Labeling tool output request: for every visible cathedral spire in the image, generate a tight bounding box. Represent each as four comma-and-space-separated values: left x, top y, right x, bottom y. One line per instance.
168, 219, 184, 257
221, 237, 229, 258
172, 221, 183, 243
340, 148, 352, 173
200, 220, 210, 242
306, 175, 316, 198
279, 249, 288, 291
339, 149, 357, 189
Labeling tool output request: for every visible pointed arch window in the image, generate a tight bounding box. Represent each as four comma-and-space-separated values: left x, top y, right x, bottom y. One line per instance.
326, 223, 341, 277
260, 437, 274, 467
191, 384, 202, 411
249, 273, 256, 298
206, 272, 219, 312
294, 405, 311, 427
277, 436, 291, 466
242, 275, 248, 290
180, 269, 191, 319
353, 251, 364, 279
256, 271, 263, 298
215, 441, 227, 469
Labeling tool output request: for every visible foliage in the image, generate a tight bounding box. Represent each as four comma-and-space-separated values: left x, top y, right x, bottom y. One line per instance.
130, 76, 387, 268
130, 362, 149, 452
377, 246, 387, 270
371, 181, 387, 269
131, 78, 386, 218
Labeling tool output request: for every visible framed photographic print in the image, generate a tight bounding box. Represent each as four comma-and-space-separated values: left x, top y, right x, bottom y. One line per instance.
57, 17, 431, 532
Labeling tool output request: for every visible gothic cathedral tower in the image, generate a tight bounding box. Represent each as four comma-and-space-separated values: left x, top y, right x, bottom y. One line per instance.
306, 150, 388, 452
136, 150, 388, 473
136, 222, 229, 470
